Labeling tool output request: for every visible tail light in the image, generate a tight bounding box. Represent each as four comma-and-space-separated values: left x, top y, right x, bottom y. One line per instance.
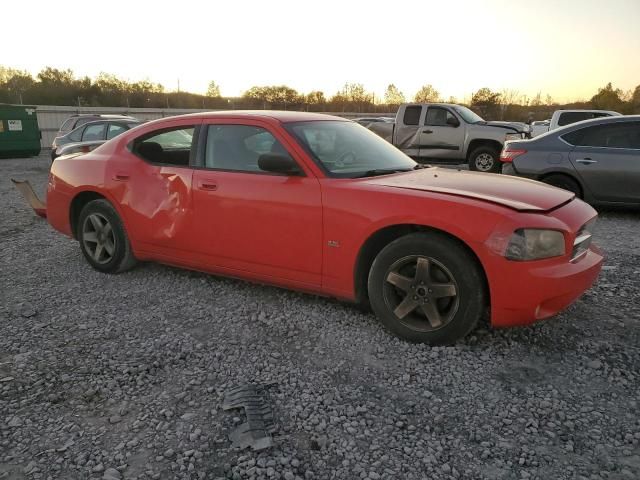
500, 147, 527, 163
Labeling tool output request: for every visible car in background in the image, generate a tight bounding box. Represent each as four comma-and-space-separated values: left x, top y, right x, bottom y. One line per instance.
41, 111, 602, 345
367, 103, 531, 172
501, 115, 640, 205
54, 114, 138, 139
51, 118, 142, 160
530, 110, 621, 137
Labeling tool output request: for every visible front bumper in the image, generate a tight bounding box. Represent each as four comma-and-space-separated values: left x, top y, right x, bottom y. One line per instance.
490, 244, 603, 328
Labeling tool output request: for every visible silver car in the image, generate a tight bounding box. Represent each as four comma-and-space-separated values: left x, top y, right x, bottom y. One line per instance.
501, 115, 640, 205
51, 118, 141, 160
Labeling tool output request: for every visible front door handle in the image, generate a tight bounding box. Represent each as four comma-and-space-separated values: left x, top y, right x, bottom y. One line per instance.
575, 158, 597, 165
423, 129, 433, 134
113, 173, 130, 181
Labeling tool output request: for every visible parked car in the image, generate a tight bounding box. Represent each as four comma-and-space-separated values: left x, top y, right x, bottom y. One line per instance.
367, 103, 531, 172
530, 110, 621, 137
501, 115, 640, 205
54, 114, 138, 139
40, 111, 601, 345
51, 118, 142, 160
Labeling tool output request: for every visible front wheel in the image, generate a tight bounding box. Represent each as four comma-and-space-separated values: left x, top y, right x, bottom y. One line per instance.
368, 233, 486, 345
469, 146, 501, 173
78, 199, 137, 273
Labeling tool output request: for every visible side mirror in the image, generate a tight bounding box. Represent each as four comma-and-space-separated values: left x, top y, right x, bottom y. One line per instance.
258, 154, 302, 176
446, 116, 460, 127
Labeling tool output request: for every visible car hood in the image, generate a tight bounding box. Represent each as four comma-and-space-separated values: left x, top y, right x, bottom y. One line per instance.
484, 121, 531, 134
364, 167, 574, 212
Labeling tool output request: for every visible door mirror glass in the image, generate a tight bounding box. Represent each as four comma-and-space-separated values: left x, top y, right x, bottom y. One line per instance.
446, 115, 460, 127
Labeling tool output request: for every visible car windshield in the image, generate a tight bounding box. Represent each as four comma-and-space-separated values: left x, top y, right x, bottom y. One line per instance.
453, 106, 484, 124
285, 120, 417, 178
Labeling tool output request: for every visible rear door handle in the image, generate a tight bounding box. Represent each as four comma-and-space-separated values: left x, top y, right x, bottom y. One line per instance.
575, 158, 597, 165
113, 173, 130, 181
198, 180, 218, 191
423, 129, 433, 134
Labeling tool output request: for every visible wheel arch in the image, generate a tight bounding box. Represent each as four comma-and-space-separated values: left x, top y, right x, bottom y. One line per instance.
69, 190, 128, 240
353, 224, 490, 310
538, 171, 585, 199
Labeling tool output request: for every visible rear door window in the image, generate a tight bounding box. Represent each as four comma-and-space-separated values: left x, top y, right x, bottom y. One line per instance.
107, 123, 127, 140
403, 106, 422, 126
82, 123, 107, 141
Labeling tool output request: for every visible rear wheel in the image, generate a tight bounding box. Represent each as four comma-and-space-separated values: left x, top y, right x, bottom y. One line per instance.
541, 174, 582, 198
469, 146, 501, 173
78, 199, 137, 273
368, 233, 485, 345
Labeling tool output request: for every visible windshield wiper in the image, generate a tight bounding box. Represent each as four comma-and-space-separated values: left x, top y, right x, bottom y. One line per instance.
353, 168, 413, 178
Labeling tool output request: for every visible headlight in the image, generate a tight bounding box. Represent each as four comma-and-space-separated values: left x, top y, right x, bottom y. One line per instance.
505, 229, 565, 261
505, 132, 524, 141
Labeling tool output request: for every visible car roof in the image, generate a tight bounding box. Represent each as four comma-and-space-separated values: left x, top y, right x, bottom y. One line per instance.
171, 110, 347, 123
70, 113, 137, 118
554, 109, 621, 115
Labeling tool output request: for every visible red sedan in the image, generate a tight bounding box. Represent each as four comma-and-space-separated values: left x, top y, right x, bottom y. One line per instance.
45, 111, 602, 344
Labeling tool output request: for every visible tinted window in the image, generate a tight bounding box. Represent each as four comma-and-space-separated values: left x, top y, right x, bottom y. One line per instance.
82, 123, 107, 141
425, 107, 456, 126
107, 123, 127, 140
204, 125, 293, 173
562, 122, 640, 149
133, 126, 195, 166
557, 112, 614, 127
60, 118, 75, 132
403, 106, 422, 126
69, 127, 83, 142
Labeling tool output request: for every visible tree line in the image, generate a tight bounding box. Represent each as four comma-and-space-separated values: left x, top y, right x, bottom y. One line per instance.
1, 66, 639, 122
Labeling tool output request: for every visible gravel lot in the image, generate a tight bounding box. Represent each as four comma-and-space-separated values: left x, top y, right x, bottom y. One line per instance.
1, 155, 639, 480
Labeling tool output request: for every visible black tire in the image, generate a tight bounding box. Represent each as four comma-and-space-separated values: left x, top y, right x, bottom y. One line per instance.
468, 146, 501, 173
368, 232, 485, 345
77, 199, 137, 274
541, 174, 582, 198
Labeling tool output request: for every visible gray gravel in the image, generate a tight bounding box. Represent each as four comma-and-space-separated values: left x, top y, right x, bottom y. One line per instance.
1, 155, 639, 480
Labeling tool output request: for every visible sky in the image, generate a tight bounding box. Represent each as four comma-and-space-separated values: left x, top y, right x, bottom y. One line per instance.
3, 0, 639, 102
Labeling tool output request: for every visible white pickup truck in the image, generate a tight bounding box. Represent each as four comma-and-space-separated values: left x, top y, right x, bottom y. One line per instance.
530, 109, 621, 137
367, 103, 531, 173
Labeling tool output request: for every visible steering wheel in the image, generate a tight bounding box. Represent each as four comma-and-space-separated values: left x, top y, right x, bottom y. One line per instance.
335, 151, 356, 167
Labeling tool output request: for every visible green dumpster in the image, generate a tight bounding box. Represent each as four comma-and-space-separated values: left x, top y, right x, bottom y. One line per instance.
0, 104, 41, 158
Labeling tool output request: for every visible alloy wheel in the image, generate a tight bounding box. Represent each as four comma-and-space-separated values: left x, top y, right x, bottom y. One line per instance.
82, 213, 116, 265
382, 255, 459, 332
475, 153, 495, 172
